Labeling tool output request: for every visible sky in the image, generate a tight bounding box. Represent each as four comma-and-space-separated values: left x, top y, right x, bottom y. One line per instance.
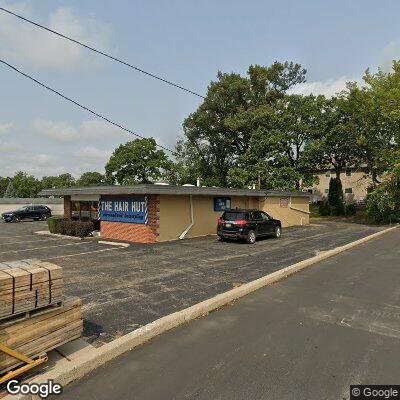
1, 0, 400, 178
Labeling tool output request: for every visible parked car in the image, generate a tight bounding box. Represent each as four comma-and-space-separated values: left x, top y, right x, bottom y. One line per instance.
217, 209, 282, 244
2, 205, 52, 222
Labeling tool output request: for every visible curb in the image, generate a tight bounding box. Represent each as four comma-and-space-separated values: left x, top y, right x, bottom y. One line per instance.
7, 225, 398, 399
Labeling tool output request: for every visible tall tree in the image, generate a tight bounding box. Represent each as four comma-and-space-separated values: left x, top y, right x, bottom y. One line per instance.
179, 62, 307, 187
105, 138, 170, 184
306, 95, 363, 181
3, 181, 16, 198
41, 174, 76, 189
77, 172, 105, 186
229, 94, 323, 190
11, 171, 41, 198
0, 177, 11, 197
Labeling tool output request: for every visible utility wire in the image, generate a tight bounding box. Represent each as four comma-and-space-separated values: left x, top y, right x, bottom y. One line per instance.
0, 58, 177, 155
0, 6, 205, 99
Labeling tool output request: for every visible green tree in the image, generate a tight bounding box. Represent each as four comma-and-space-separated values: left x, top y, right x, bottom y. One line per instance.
307, 95, 363, 182
11, 171, 41, 198
0, 177, 11, 197
3, 180, 16, 198
105, 138, 170, 184
77, 172, 105, 186
229, 94, 323, 190
41, 174, 76, 189
179, 62, 307, 187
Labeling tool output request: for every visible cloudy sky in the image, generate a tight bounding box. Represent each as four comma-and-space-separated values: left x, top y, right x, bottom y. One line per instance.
1, 0, 400, 178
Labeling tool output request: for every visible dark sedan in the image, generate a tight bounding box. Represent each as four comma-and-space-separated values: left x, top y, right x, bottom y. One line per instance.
2, 205, 52, 222
217, 209, 281, 244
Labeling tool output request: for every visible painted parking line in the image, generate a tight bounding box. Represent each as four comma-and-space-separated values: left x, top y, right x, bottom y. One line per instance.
43, 247, 120, 260
0, 241, 90, 254
98, 241, 130, 248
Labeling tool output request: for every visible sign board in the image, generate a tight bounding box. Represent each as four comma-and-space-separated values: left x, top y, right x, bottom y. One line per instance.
214, 197, 231, 212
99, 196, 148, 224
280, 197, 289, 208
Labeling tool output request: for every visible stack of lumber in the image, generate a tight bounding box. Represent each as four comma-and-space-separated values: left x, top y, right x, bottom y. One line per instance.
0, 260, 63, 319
0, 297, 83, 373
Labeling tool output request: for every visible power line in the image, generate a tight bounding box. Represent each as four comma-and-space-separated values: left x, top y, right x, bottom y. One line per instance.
0, 58, 177, 155
0, 6, 205, 99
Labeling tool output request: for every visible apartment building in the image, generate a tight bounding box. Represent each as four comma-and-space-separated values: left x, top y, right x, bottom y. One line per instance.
306, 166, 373, 203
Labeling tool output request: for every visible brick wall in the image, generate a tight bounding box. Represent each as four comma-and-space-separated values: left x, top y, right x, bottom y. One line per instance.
64, 196, 71, 218
100, 195, 159, 243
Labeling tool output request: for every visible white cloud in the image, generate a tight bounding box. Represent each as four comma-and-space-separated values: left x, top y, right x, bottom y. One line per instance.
32, 119, 78, 142
74, 146, 111, 160
80, 119, 124, 140
289, 76, 353, 98
0, 122, 13, 135
0, 2, 113, 71
379, 40, 400, 72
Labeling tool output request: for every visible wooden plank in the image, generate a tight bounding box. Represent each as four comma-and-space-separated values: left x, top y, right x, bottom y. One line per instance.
0, 298, 83, 373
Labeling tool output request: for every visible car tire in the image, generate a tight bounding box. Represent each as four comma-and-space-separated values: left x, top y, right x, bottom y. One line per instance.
246, 230, 256, 244
41, 214, 49, 221
274, 226, 282, 238
219, 236, 225, 242
12, 216, 20, 223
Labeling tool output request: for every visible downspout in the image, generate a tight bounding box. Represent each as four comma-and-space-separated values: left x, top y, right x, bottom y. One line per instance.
179, 195, 194, 240
288, 197, 311, 225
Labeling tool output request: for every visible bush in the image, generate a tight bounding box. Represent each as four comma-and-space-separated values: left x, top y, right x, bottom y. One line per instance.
331, 198, 345, 216
328, 177, 343, 207
47, 216, 64, 234
366, 164, 400, 223
345, 203, 357, 216
318, 201, 331, 216
55, 219, 94, 237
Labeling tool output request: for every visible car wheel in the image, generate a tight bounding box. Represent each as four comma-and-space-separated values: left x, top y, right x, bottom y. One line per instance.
246, 230, 256, 244
12, 216, 20, 223
41, 214, 49, 221
274, 226, 281, 238
219, 236, 225, 242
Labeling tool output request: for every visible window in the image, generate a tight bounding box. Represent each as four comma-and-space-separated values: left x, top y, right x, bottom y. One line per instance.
325, 171, 331, 177
223, 212, 246, 221
346, 169, 352, 176
345, 188, 353, 194
260, 211, 271, 220
252, 211, 262, 220
324, 189, 329, 194
71, 201, 99, 220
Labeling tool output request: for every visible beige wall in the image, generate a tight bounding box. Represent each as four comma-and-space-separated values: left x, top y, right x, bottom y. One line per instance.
0, 199, 64, 215
260, 196, 310, 228
157, 195, 252, 242
158, 194, 309, 241
308, 169, 372, 202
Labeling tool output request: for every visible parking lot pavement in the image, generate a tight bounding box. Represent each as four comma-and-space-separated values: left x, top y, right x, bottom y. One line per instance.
0, 219, 387, 346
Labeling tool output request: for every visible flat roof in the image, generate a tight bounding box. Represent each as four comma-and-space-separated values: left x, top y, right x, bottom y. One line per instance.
38, 184, 310, 198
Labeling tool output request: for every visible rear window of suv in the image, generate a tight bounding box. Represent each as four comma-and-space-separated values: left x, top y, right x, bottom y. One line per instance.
222, 212, 247, 221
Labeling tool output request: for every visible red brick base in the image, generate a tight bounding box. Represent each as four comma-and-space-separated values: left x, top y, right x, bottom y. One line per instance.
100, 195, 159, 243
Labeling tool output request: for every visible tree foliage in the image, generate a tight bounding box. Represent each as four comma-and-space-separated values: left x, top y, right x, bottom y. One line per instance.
105, 138, 169, 184
77, 172, 105, 186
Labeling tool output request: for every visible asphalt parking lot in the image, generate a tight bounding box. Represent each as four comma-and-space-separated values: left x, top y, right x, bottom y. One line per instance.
0, 219, 386, 346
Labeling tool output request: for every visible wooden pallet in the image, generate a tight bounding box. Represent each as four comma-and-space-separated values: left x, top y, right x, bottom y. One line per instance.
0, 261, 63, 319
0, 297, 83, 374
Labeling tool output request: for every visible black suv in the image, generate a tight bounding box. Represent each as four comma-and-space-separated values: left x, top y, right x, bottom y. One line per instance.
2, 205, 52, 222
217, 209, 281, 244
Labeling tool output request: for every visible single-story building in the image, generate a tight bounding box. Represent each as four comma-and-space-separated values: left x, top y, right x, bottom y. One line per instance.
39, 185, 310, 243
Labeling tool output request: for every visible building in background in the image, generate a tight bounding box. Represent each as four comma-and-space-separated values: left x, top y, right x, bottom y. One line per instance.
306, 166, 373, 204
40, 185, 311, 244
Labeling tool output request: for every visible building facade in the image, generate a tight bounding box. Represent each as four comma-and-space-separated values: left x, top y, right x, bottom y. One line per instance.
40, 185, 311, 244
306, 167, 373, 203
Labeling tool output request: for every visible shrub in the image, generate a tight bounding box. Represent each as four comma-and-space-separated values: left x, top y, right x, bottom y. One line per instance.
318, 201, 331, 216
345, 203, 357, 216
328, 177, 343, 207
331, 198, 345, 216
47, 216, 64, 234
56, 219, 94, 237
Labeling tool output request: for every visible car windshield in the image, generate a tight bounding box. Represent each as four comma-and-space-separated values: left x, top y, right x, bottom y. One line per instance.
223, 212, 246, 221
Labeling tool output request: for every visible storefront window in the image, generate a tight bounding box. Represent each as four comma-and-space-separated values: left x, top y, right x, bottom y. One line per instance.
71, 201, 99, 220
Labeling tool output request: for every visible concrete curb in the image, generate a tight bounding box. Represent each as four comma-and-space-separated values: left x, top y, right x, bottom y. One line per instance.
7, 225, 398, 399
